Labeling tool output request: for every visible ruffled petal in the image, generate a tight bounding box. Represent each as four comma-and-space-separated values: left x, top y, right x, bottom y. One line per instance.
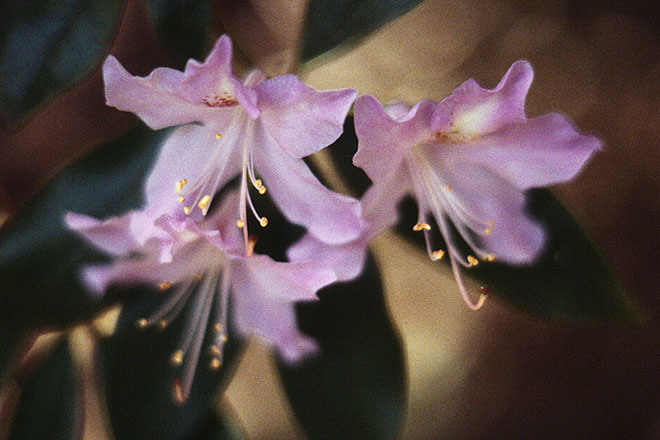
254, 125, 365, 244
442, 113, 602, 190
256, 75, 357, 158
230, 255, 336, 361
103, 56, 214, 129
431, 60, 533, 136
64, 211, 140, 256
353, 95, 435, 182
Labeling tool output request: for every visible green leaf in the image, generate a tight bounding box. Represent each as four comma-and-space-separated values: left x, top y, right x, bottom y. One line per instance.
99, 290, 244, 440
278, 255, 406, 440
301, 0, 423, 62
187, 411, 247, 440
0, 0, 124, 125
0, 124, 168, 327
147, 0, 212, 69
8, 339, 81, 440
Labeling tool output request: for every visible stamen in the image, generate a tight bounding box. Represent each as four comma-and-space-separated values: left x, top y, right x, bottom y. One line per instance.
158, 320, 168, 330
178, 196, 185, 203
183, 206, 191, 215
247, 236, 257, 257
159, 281, 171, 291
486, 254, 496, 262
215, 133, 222, 140
467, 255, 479, 267
260, 217, 269, 227
236, 219, 245, 228
258, 185, 267, 195
220, 334, 228, 343
445, 185, 452, 191
209, 358, 222, 370
136, 318, 148, 329
208, 345, 221, 356
213, 323, 223, 332
484, 227, 493, 235
198, 195, 211, 214
172, 380, 184, 405
413, 222, 431, 231
254, 179, 262, 188
175, 179, 188, 193
194, 273, 203, 281
431, 250, 445, 261
170, 350, 184, 367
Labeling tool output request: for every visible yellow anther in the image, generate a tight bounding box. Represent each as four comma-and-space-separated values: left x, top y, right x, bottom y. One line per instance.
194, 273, 202, 281
213, 323, 223, 332
445, 185, 453, 191
467, 255, 479, 267
215, 132, 222, 139
431, 250, 445, 261
175, 179, 188, 193
183, 206, 191, 215
236, 219, 245, 228
198, 195, 211, 211
247, 236, 257, 258
136, 318, 148, 329
258, 185, 267, 195
172, 380, 184, 405
260, 217, 269, 227
170, 350, 184, 367
208, 345, 221, 356
486, 219, 494, 226
255, 179, 262, 188
158, 320, 168, 330
413, 223, 431, 232
209, 358, 222, 370
159, 281, 171, 291
220, 334, 228, 343
484, 227, 493, 235
486, 254, 496, 262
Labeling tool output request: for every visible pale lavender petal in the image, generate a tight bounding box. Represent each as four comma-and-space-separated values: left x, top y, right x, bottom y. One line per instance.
353, 95, 435, 182
431, 60, 533, 136
179, 35, 260, 119
103, 56, 214, 130
64, 211, 139, 256
287, 234, 369, 282
80, 255, 177, 296
443, 113, 602, 190
254, 126, 365, 244
256, 75, 357, 158
230, 256, 335, 361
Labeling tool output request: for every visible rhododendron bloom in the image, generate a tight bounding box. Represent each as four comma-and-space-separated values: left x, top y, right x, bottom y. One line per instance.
103, 35, 362, 252
65, 190, 335, 402
353, 61, 601, 309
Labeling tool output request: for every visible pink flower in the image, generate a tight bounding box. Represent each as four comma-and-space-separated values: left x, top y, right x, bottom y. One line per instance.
103, 35, 362, 252
65, 189, 336, 403
353, 61, 601, 309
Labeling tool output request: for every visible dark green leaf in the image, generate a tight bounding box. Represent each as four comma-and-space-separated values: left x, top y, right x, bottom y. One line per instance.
147, 0, 212, 69
278, 255, 406, 440
0, 0, 124, 125
301, 0, 423, 62
99, 290, 244, 440
0, 124, 168, 327
8, 339, 81, 440
186, 411, 246, 440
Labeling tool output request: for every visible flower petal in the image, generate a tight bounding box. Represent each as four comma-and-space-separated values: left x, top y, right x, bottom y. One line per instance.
230, 255, 335, 361
254, 127, 365, 244
287, 234, 369, 282
256, 75, 357, 158
64, 211, 139, 256
443, 113, 602, 190
431, 60, 533, 136
103, 56, 214, 129
353, 95, 435, 182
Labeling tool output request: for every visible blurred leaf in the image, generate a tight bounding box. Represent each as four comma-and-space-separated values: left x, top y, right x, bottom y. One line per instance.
0, 0, 124, 125
99, 289, 244, 440
0, 124, 168, 327
186, 411, 246, 440
0, 322, 24, 384
147, 0, 212, 69
278, 255, 406, 440
301, 0, 423, 62
8, 339, 81, 440
328, 118, 633, 320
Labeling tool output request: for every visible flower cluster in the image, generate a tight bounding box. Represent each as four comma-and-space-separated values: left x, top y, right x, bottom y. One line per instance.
66, 35, 600, 401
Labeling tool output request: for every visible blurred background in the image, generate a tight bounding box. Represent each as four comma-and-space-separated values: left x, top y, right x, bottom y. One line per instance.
2, 0, 660, 438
